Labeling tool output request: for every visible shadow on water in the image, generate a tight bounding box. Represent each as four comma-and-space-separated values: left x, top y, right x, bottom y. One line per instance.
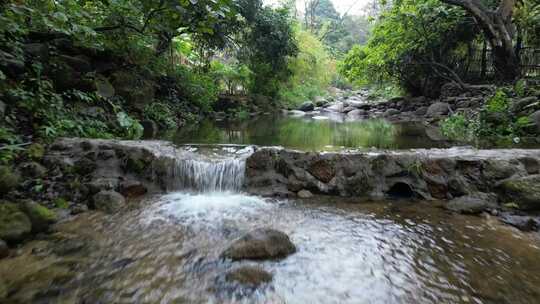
173, 115, 452, 150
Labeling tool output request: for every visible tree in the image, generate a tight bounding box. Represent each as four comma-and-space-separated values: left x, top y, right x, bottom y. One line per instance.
439, 0, 521, 80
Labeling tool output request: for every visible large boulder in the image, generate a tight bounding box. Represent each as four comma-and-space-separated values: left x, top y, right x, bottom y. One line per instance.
225, 266, 273, 287
298, 101, 315, 112
383, 108, 400, 117
21, 201, 57, 233
498, 175, 540, 210
444, 192, 497, 215
92, 190, 126, 213
222, 228, 296, 261
426, 102, 451, 117
0, 203, 32, 243
326, 102, 345, 113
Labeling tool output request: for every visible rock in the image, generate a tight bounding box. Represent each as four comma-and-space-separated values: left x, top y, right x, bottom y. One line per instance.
346, 100, 365, 108
347, 109, 366, 118
80, 106, 105, 118
26, 143, 45, 160
57, 54, 92, 73
500, 214, 540, 232
92, 190, 126, 213
297, 190, 313, 198
342, 106, 356, 113
440, 82, 464, 98
0, 50, 25, 78
530, 110, 540, 133
0, 239, 7, 259
222, 228, 296, 261
308, 159, 335, 183
112, 71, 155, 110
87, 178, 120, 194
445, 192, 497, 215
498, 175, 540, 210
0, 203, 32, 243
326, 102, 345, 113
73, 157, 97, 176
95, 76, 115, 98
298, 102, 315, 112
141, 120, 159, 139
21, 201, 57, 233
314, 96, 326, 106
426, 102, 451, 117
414, 106, 428, 116
17, 162, 47, 179
383, 108, 400, 117
119, 180, 147, 198
71, 204, 89, 215
0, 166, 20, 195
23, 43, 49, 61
225, 266, 272, 287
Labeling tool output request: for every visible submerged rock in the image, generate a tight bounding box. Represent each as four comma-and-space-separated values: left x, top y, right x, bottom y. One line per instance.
92, 190, 126, 213
445, 193, 497, 215
0, 203, 32, 243
222, 228, 296, 261
498, 175, 540, 210
297, 189, 313, 199
225, 266, 272, 287
500, 214, 540, 232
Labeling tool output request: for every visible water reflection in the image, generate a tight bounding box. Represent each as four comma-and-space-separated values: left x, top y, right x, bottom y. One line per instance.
174, 115, 449, 150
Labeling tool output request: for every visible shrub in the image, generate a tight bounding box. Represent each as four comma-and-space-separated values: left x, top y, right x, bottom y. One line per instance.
143, 103, 178, 130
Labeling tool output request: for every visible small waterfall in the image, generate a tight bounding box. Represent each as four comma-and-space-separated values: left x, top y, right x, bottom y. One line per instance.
170, 158, 246, 192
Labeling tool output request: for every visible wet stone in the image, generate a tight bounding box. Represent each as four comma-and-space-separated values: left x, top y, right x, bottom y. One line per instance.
225, 266, 273, 287
222, 228, 296, 261
0, 239, 8, 259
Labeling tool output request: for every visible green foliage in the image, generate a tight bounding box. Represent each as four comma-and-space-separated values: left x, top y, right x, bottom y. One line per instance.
116, 112, 143, 140
0, 127, 23, 165
240, 6, 299, 98
210, 61, 252, 95
485, 90, 509, 113
339, 0, 475, 96
279, 28, 334, 106
440, 113, 478, 142
53, 198, 69, 209
143, 103, 177, 130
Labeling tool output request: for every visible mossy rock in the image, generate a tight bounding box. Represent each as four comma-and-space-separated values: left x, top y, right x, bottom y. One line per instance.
21, 201, 57, 233
124, 157, 147, 174
26, 143, 45, 160
0, 166, 20, 195
0, 203, 32, 243
498, 175, 540, 210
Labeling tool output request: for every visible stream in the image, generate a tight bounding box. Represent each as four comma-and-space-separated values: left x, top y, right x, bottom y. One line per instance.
3, 146, 540, 303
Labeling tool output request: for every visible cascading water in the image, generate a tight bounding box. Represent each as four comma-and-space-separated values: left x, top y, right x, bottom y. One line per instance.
164, 145, 253, 192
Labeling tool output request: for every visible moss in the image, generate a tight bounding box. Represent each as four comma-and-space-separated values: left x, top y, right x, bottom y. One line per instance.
22, 202, 57, 233
0, 203, 32, 243
0, 166, 20, 195
124, 157, 147, 174
26, 143, 45, 160
53, 198, 69, 209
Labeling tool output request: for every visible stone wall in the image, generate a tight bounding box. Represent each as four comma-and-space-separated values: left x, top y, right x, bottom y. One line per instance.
245, 147, 540, 210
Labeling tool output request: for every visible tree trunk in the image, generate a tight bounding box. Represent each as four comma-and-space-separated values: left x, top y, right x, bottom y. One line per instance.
440, 0, 521, 81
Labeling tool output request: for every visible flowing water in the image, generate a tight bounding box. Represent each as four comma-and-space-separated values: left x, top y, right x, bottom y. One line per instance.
3, 147, 540, 304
